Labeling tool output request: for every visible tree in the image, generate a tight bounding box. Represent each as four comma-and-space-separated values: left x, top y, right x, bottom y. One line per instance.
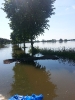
3, 0, 56, 56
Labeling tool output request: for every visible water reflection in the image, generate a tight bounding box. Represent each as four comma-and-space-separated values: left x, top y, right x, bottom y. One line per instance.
0, 44, 5, 49
10, 62, 57, 100
0, 44, 9, 49
58, 58, 75, 66
11, 45, 30, 59
9, 44, 75, 100
1, 44, 75, 100
33, 41, 75, 49
0, 44, 14, 99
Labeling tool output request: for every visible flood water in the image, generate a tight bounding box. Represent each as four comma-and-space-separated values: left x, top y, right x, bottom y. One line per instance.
0, 42, 75, 100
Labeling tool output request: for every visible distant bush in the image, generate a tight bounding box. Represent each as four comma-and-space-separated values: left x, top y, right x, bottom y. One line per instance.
0, 38, 11, 44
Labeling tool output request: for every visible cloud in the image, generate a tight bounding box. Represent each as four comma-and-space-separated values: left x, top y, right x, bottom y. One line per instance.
65, 8, 69, 11
72, 5, 75, 9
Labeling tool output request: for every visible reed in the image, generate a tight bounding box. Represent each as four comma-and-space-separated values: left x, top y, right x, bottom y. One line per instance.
38, 47, 75, 60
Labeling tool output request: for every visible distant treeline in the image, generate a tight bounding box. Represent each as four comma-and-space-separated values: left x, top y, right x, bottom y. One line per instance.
35, 39, 75, 43
0, 38, 11, 44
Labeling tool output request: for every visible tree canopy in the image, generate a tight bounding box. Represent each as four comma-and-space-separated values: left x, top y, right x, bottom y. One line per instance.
3, 0, 56, 55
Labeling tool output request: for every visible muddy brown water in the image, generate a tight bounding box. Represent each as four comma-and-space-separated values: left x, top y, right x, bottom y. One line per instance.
0, 44, 75, 100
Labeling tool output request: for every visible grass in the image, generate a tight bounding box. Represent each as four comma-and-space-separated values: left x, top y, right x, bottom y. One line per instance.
35, 47, 75, 60
12, 44, 75, 61
12, 45, 30, 59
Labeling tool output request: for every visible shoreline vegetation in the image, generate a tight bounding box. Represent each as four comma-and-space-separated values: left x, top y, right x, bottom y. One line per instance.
0, 38, 11, 48
0, 38, 11, 45
2, 0, 75, 58
1, 37, 75, 63
0, 37, 75, 46
3, 44, 75, 64
36, 47, 75, 61
33, 39, 75, 43
29, 46, 75, 61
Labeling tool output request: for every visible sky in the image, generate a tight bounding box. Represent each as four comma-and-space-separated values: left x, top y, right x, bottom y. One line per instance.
0, 0, 75, 40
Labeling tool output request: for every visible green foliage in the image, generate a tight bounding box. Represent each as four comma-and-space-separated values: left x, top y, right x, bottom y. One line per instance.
12, 45, 30, 59
28, 47, 39, 55
3, 0, 55, 38
3, 0, 56, 54
0, 38, 11, 44
38, 47, 75, 60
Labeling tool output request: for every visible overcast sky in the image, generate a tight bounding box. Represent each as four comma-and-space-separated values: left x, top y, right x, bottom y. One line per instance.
0, 0, 75, 40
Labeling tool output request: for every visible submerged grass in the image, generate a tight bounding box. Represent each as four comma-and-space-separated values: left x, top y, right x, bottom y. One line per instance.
12, 44, 75, 61
37, 47, 75, 60
12, 45, 30, 59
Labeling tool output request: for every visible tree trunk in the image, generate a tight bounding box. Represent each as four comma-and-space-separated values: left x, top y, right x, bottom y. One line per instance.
24, 40, 25, 53
31, 36, 34, 56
